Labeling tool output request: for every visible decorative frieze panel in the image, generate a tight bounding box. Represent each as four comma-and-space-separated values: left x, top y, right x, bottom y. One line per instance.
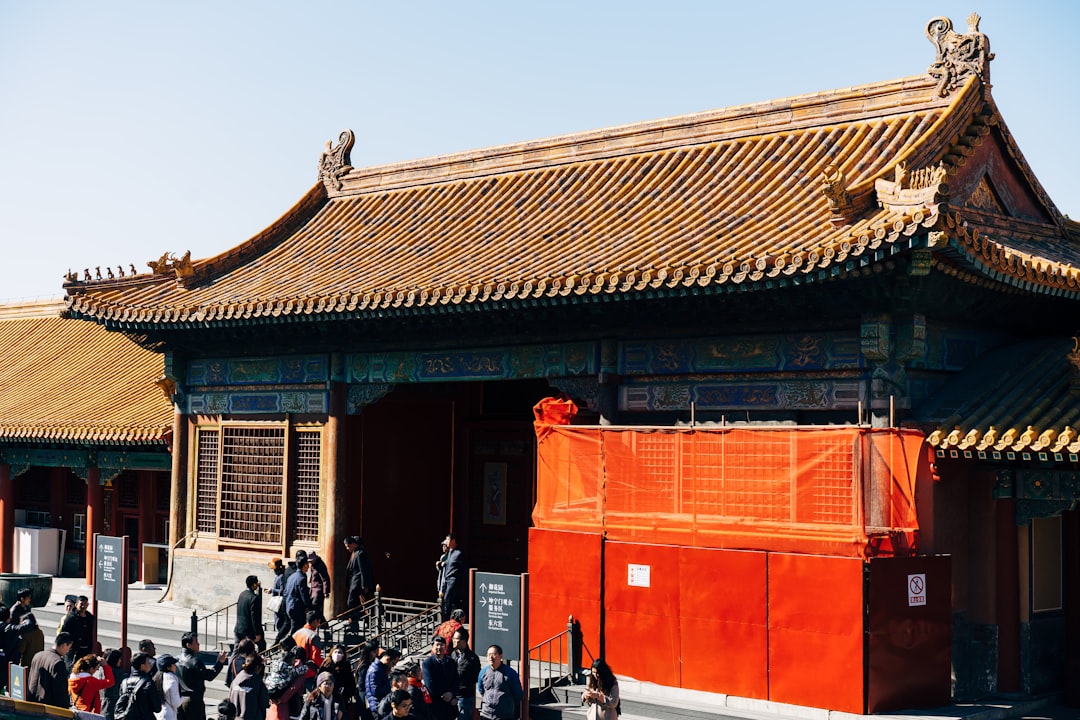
188, 390, 328, 415
620, 379, 863, 412
620, 333, 861, 376
98, 451, 173, 474
347, 342, 597, 384
188, 355, 329, 387
0, 448, 169, 483
1, 448, 92, 480
994, 468, 1080, 522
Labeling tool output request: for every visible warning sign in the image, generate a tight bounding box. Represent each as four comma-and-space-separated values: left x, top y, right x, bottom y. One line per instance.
907, 573, 926, 606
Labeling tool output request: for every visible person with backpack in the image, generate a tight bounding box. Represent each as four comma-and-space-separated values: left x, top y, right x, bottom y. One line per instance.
266, 646, 310, 720
115, 652, 162, 720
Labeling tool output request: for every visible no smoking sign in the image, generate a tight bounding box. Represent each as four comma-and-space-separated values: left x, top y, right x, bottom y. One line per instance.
907, 573, 926, 606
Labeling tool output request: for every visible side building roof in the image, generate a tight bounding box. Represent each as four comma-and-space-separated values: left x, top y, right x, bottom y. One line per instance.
0, 300, 172, 446
63, 15, 1080, 331
917, 337, 1080, 457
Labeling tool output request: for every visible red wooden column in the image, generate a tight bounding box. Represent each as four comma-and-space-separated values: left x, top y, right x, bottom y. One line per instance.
85, 468, 103, 584
139, 470, 155, 583
0, 464, 13, 573
321, 367, 347, 616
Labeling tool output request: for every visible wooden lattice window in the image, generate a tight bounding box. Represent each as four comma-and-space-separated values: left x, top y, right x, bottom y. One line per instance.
195, 428, 220, 534
292, 429, 322, 542
218, 426, 285, 545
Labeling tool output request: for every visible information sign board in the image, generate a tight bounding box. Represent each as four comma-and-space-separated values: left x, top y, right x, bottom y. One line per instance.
472, 571, 522, 661
95, 535, 125, 604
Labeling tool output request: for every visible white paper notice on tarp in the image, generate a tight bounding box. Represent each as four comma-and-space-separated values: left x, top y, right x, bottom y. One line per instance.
907, 573, 926, 606
628, 563, 651, 588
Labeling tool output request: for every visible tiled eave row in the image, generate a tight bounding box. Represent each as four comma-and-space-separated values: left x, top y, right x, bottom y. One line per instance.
937, 210, 1080, 298
0, 425, 171, 446
66, 208, 941, 330
924, 339, 1080, 457
66, 204, 1080, 331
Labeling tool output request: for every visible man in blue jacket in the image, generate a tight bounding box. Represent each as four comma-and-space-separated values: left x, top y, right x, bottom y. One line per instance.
284, 552, 314, 636
477, 645, 522, 720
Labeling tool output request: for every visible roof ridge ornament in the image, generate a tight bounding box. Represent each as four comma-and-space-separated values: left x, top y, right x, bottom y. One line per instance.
820, 164, 854, 226
875, 161, 951, 211
926, 13, 994, 98
319, 129, 355, 192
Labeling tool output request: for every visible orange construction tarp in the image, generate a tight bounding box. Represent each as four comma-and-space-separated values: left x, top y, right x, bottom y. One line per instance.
533, 398, 925, 558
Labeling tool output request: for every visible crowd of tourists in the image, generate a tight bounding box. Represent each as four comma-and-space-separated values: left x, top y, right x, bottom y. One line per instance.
0, 532, 541, 720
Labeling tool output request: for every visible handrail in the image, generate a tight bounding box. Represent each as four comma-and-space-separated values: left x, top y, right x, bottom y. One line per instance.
192, 600, 238, 652
527, 615, 585, 700
260, 586, 439, 665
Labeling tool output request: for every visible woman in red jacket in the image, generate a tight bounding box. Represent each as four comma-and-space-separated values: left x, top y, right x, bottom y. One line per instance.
68, 653, 115, 713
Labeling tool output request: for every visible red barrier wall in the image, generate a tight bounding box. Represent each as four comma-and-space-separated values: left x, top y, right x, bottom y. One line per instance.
866, 555, 952, 712
768, 553, 865, 712
604, 541, 682, 686
679, 547, 768, 698
527, 528, 602, 660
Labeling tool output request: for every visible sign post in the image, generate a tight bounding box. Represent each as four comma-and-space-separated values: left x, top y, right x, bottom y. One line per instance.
8, 664, 24, 700
471, 570, 529, 720
94, 534, 129, 651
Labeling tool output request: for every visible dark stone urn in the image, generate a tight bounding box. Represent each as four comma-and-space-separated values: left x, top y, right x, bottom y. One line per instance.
0, 573, 53, 607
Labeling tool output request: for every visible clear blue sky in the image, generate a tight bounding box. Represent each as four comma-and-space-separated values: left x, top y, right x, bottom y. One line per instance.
1, 1, 1076, 301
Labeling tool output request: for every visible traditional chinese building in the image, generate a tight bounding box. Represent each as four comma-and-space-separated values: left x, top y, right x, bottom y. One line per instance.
0, 300, 173, 582
62, 15, 1078, 704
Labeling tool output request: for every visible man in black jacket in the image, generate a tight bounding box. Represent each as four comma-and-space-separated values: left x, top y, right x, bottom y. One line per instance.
344, 536, 373, 630
120, 652, 162, 720
233, 575, 265, 652
27, 631, 73, 708
0, 604, 37, 692
177, 631, 227, 720
422, 635, 458, 720
59, 595, 95, 668
451, 628, 480, 720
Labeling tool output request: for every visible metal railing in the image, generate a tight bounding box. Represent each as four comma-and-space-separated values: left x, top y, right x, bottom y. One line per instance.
192, 601, 238, 652
258, 586, 439, 664
527, 615, 585, 701
358, 597, 440, 659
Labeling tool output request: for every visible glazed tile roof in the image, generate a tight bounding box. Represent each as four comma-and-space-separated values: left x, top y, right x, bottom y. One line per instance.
64, 35, 1080, 329
919, 338, 1080, 455
0, 302, 172, 445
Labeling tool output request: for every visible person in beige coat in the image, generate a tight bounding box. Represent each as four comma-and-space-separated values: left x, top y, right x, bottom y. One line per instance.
581, 659, 619, 720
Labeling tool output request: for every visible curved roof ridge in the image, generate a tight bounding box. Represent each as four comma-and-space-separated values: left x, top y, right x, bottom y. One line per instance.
332, 74, 948, 198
